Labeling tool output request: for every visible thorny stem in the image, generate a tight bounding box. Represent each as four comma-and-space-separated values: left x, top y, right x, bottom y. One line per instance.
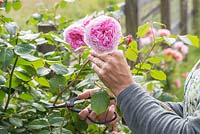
53, 58, 90, 106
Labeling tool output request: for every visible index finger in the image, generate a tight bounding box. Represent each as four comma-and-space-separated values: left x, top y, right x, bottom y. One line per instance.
90, 51, 112, 62
78, 88, 99, 99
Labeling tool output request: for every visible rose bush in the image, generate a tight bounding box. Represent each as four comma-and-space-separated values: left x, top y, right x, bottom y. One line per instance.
0, 1, 199, 134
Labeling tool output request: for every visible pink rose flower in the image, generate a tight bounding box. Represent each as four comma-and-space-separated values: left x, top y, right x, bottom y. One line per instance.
124, 34, 133, 45
63, 23, 86, 51
174, 41, 188, 55
181, 73, 188, 79
164, 48, 174, 56
145, 27, 157, 37
139, 37, 153, 47
0, 0, 3, 6
174, 79, 181, 88
84, 15, 122, 53
157, 29, 171, 37
173, 51, 183, 62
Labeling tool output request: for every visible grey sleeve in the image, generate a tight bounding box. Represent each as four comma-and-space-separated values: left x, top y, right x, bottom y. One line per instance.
117, 84, 200, 134
166, 102, 183, 117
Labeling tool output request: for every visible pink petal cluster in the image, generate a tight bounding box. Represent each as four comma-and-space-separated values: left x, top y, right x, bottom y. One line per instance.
124, 34, 133, 45
63, 23, 86, 51
157, 29, 171, 37
84, 16, 122, 53
164, 48, 183, 62
0, 0, 3, 6
174, 41, 188, 55
139, 37, 153, 47
174, 79, 181, 88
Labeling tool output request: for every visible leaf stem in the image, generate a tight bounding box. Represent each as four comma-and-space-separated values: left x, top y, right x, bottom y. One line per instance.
53, 58, 90, 106
4, 56, 19, 111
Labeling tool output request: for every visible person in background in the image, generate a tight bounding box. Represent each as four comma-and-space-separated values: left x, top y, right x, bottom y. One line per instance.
79, 50, 200, 134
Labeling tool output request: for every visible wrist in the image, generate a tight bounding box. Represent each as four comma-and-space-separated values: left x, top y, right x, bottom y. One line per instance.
114, 81, 135, 96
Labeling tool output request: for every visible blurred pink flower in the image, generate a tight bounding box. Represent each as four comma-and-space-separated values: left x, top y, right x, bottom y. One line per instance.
174, 41, 188, 55
173, 51, 183, 62
84, 15, 122, 53
139, 37, 153, 47
0, 0, 3, 6
157, 29, 171, 37
175, 79, 181, 88
181, 73, 188, 79
164, 48, 174, 56
63, 23, 86, 51
124, 34, 133, 45
145, 27, 157, 37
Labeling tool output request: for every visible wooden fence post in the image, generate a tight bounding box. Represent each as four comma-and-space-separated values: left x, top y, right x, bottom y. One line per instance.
125, 0, 140, 68
160, 0, 171, 29
193, 0, 200, 34
125, 0, 140, 38
180, 0, 188, 34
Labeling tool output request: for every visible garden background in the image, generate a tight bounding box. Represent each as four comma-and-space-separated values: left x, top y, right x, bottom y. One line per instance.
0, 0, 200, 133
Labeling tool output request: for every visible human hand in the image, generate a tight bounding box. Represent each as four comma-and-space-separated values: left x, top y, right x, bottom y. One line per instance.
89, 50, 134, 96
78, 89, 119, 132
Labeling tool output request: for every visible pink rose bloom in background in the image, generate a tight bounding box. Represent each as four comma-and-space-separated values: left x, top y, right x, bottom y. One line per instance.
0, 0, 3, 6
145, 27, 157, 37
139, 37, 153, 47
124, 34, 133, 45
84, 15, 122, 53
174, 79, 181, 88
174, 41, 188, 55
181, 73, 188, 79
164, 48, 174, 56
157, 29, 171, 37
63, 23, 86, 51
173, 51, 183, 62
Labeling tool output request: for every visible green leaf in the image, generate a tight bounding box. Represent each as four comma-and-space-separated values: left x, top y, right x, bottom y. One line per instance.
163, 37, 176, 45
36, 67, 51, 76
125, 41, 138, 62
50, 64, 68, 75
147, 57, 162, 64
19, 33, 40, 41
14, 71, 31, 81
28, 119, 48, 130
0, 128, 8, 134
49, 117, 64, 126
150, 70, 166, 80
5, 22, 19, 36
49, 75, 67, 91
52, 128, 72, 134
186, 35, 199, 47
179, 35, 199, 47
0, 90, 6, 103
32, 103, 46, 112
35, 77, 50, 87
19, 93, 33, 101
36, 130, 49, 134
0, 75, 6, 85
32, 59, 45, 70
12, 0, 22, 10
137, 23, 150, 38
5, 75, 21, 88
0, 48, 14, 69
9, 117, 23, 127
136, 63, 152, 70
91, 90, 109, 114
14, 43, 36, 55
20, 54, 40, 62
